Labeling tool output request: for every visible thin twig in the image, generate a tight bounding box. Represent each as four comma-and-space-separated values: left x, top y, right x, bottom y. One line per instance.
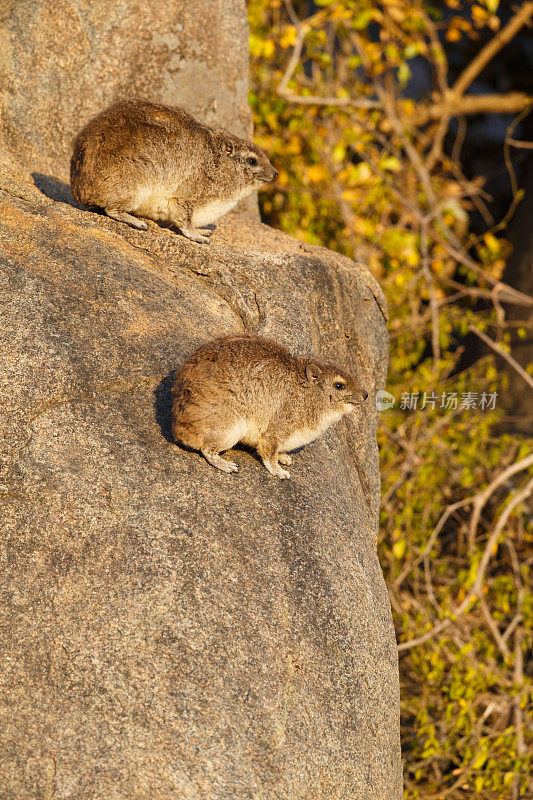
428, 231, 533, 308
467, 452, 533, 553
395, 498, 471, 588
398, 477, 533, 652
511, 624, 526, 800
451, 117, 467, 168
283, 0, 300, 27
508, 137, 533, 150
468, 325, 533, 391
421, 221, 440, 365
479, 595, 510, 659
278, 24, 307, 95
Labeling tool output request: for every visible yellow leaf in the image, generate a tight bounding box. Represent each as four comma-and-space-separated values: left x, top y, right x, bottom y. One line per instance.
249, 34, 263, 57
332, 142, 346, 162
393, 539, 407, 559
341, 189, 358, 202
484, 232, 500, 253
280, 26, 298, 49
472, 4, 489, 25
263, 40, 275, 58
471, 750, 489, 770
307, 164, 329, 183
379, 156, 401, 172
286, 136, 302, 155
265, 111, 279, 130
446, 26, 462, 41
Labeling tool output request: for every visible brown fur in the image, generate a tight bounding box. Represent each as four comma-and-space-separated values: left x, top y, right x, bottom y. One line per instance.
70, 99, 277, 243
171, 334, 368, 478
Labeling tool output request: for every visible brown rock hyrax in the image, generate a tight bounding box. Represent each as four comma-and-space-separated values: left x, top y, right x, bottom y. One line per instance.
70, 99, 278, 244
171, 334, 368, 478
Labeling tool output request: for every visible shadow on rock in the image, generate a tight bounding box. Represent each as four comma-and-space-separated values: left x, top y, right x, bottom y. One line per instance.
154, 370, 177, 444
32, 172, 86, 209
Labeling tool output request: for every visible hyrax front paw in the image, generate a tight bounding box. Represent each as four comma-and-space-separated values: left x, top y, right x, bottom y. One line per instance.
264, 461, 290, 479
278, 453, 292, 466
216, 459, 239, 474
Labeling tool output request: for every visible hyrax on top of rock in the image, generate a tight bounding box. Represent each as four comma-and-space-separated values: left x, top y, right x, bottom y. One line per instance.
171, 334, 369, 478
70, 99, 278, 244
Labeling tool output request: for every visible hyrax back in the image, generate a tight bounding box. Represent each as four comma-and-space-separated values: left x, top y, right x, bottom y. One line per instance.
70, 99, 277, 244
171, 334, 368, 478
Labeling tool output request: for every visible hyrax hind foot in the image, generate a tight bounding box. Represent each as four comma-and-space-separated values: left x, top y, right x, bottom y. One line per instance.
278, 453, 292, 466
201, 450, 239, 474
179, 227, 211, 245
105, 208, 149, 230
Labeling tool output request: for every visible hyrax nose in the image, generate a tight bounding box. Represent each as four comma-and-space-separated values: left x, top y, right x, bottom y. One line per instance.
272, 168, 278, 180
363, 390, 369, 401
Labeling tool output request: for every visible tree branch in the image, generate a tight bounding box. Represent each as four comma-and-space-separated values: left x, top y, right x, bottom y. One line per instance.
277, 91, 381, 109
452, 2, 533, 97
413, 92, 532, 125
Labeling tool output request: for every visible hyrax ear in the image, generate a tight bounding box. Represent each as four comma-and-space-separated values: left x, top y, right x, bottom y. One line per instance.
305, 362, 323, 383
221, 139, 234, 156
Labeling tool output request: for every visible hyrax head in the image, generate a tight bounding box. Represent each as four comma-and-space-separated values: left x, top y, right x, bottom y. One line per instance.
302, 359, 369, 412
213, 130, 278, 187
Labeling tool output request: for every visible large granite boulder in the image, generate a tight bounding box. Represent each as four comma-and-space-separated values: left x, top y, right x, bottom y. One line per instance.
0, 2, 402, 799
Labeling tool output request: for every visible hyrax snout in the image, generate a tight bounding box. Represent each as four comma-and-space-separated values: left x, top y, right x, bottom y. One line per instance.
171, 334, 368, 478
70, 99, 278, 244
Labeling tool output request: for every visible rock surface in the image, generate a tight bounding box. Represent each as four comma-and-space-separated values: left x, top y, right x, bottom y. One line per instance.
0, 2, 402, 799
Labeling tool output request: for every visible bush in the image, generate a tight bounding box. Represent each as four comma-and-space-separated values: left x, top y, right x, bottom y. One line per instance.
248, 2, 533, 797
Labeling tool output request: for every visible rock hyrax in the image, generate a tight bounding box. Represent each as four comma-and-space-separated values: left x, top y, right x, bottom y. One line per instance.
171, 334, 368, 478
70, 99, 278, 243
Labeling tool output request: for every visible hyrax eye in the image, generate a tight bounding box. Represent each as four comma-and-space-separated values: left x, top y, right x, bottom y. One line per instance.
247, 157, 258, 166
334, 382, 346, 390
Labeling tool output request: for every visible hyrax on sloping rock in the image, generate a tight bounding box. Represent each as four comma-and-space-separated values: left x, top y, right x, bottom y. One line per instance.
71, 99, 277, 244
171, 334, 369, 478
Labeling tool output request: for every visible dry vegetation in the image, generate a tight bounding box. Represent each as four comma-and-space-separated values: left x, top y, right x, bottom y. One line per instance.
248, 1, 533, 797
